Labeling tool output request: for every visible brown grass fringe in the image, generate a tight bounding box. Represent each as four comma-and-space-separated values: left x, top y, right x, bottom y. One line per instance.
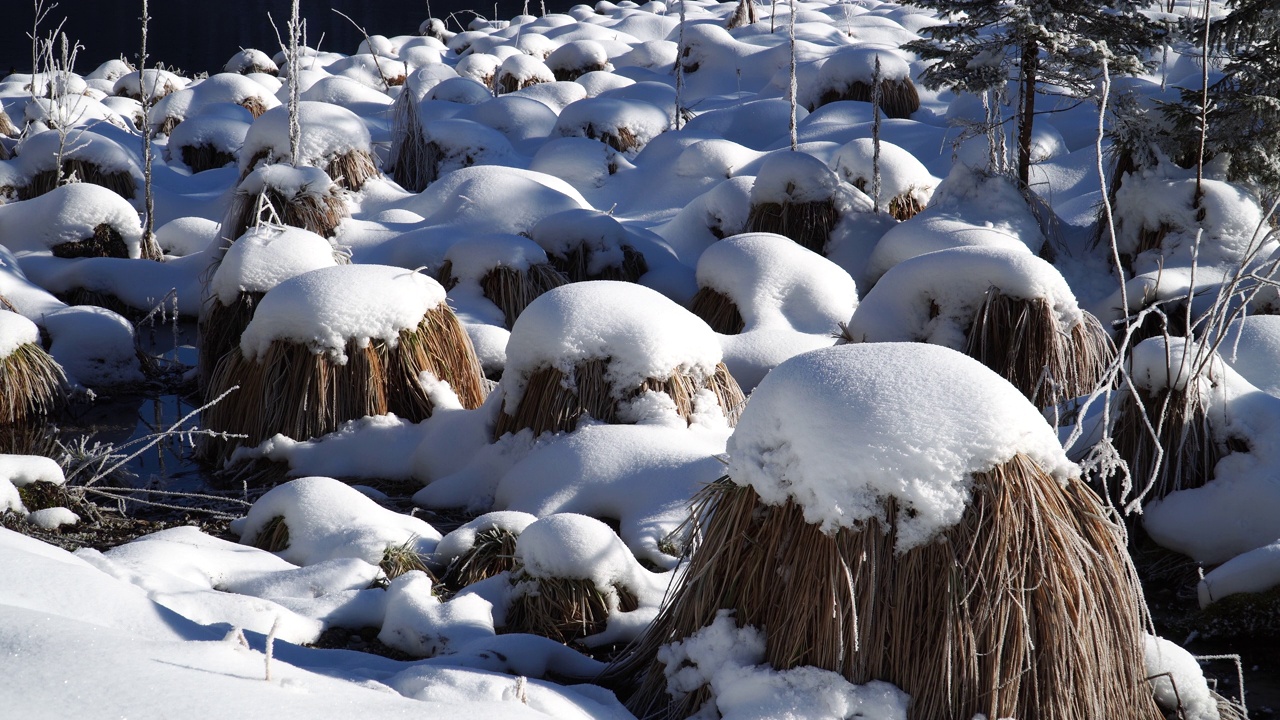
1110, 384, 1219, 509
439, 261, 569, 330
0, 110, 18, 138
504, 572, 640, 646
745, 199, 840, 255
725, 0, 758, 29
546, 243, 649, 284
495, 72, 547, 95
17, 162, 137, 201
551, 62, 610, 83
390, 91, 431, 193
493, 359, 745, 440
380, 540, 435, 582
965, 290, 1114, 410
849, 177, 927, 221
585, 124, 642, 155
621, 456, 1163, 720
198, 304, 487, 467
815, 77, 920, 119
442, 526, 522, 592
325, 150, 380, 192
0, 341, 65, 425
51, 223, 131, 259
240, 96, 269, 118
689, 286, 746, 335
220, 180, 348, 246
181, 143, 237, 174
197, 291, 262, 395
250, 515, 290, 551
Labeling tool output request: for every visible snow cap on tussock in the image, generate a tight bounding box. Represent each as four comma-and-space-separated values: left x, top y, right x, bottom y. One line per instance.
210, 225, 339, 305
749, 151, 842, 205
529, 209, 635, 275
0, 183, 143, 258
846, 245, 1083, 350
238, 102, 372, 175
501, 281, 724, 410
237, 163, 337, 199
727, 343, 1076, 549
516, 513, 641, 588
1128, 335, 1218, 397
239, 264, 447, 363
236, 476, 441, 567
13, 128, 141, 180
831, 137, 937, 207
434, 510, 537, 567
443, 233, 550, 282
0, 310, 42, 359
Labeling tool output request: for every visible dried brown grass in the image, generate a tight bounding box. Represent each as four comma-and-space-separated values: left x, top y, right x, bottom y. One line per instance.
381, 540, 435, 581
551, 62, 610, 83
586, 124, 642, 155
495, 72, 547, 95
744, 198, 840, 255
0, 110, 18, 138
546, 243, 649, 284
325, 150, 380, 192
623, 455, 1162, 720
17, 162, 137, 201
965, 289, 1114, 409
51, 222, 131, 259
439, 260, 569, 330
0, 341, 65, 425
198, 305, 487, 466
816, 77, 920, 119
390, 91, 431, 193
504, 571, 640, 646
221, 180, 348, 244
240, 96, 269, 118
689, 286, 746, 335
180, 143, 237, 174
442, 526, 521, 591
1110, 384, 1218, 508
197, 291, 262, 395
725, 0, 758, 29
250, 515, 290, 552
849, 177, 927, 221
493, 359, 745, 440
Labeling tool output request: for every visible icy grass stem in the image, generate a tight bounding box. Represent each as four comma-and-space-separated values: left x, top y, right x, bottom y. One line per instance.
787, 0, 797, 151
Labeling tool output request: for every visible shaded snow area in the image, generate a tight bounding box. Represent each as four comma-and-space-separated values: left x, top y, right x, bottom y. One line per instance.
0, 0, 1266, 716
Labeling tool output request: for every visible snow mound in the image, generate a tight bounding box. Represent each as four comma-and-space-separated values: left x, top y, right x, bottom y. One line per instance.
727, 343, 1075, 548
239, 102, 373, 175
210, 225, 339, 305
1144, 635, 1219, 720
235, 476, 442, 567
239, 264, 446, 363
501, 281, 723, 410
0, 182, 143, 258
0, 309, 41, 359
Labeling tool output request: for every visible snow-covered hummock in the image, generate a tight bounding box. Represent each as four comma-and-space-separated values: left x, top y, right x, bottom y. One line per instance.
426, 77, 496, 105
434, 511, 538, 568
152, 72, 281, 129
239, 102, 373, 175
528, 208, 634, 275
830, 137, 937, 210
209, 225, 339, 305
846, 245, 1083, 350
225, 48, 279, 75
547, 40, 613, 78
422, 118, 518, 175
500, 281, 724, 410
12, 127, 142, 183
0, 182, 143, 258
699, 232, 857, 390
657, 611, 910, 720
0, 309, 41, 359
0, 453, 67, 514
237, 163, 339, 202
727, 343, 1076, 550
864, 163, 1045, 286
444, 233, 549, 283
812, 46, 912, 103
165, 103, 253, 167
111, 68, 187, 101
1198, 538, 1280, 609
1115, 167, 1274, 272
239, 264, 446, 363
397, 166, 591, 239
233, 476, 442, 567
553, 97, 671, 156
461, 95, 559, 145
496, 54, 556, 92
1144, 634, 1220, 720
749, 150, 846, 206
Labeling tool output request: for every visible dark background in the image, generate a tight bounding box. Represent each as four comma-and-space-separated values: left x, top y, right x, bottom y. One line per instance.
2, 0, 562, 78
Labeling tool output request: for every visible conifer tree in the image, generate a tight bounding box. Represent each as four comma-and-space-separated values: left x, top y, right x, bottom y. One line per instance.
904, 0, 1162, 189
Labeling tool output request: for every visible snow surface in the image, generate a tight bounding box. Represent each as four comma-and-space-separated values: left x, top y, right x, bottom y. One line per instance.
728, 343, 1075, 548
239, 264, 446, 363
210, 224, 339, 305
0, 308, 40, 358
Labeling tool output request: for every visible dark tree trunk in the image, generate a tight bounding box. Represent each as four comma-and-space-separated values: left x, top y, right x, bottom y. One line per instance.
1017, 38, 1039, 188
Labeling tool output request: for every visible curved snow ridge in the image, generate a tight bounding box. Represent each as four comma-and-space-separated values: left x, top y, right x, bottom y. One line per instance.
239, 264, 447, 363
727, 343, 1076, 550
501, 281, 724, 410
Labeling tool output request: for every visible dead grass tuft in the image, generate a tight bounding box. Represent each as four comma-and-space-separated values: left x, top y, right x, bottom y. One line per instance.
745, 198, 840, 255
493, 359, 745, 440
966, 289, 1114, 409
240, 96, 269, 118
389, 92, 431, 193
546, 243, 649, 284
250, 515, 290, 552
849, 177, 927, 221
622, 455, 1162, 720
324, 150, 380, 192
197, 292, 262, 395
1111, 384, 1218, 508
198, 305, 486, 466
51, 223, 131, 259
381, 540, 435, 582
439, 261, 569, 330
504, 571, 640, 646
815, 77, 920, 119
0, 341, 65, 425
17, 162, 136, 201
494, 72, 547, 95
220, 179, 348, 245
442, 526, 521, 591
180, 143, 237, 174
689, 286, 746, 335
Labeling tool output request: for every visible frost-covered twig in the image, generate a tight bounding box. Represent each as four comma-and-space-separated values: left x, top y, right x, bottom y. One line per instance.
332, 9, 392, 90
